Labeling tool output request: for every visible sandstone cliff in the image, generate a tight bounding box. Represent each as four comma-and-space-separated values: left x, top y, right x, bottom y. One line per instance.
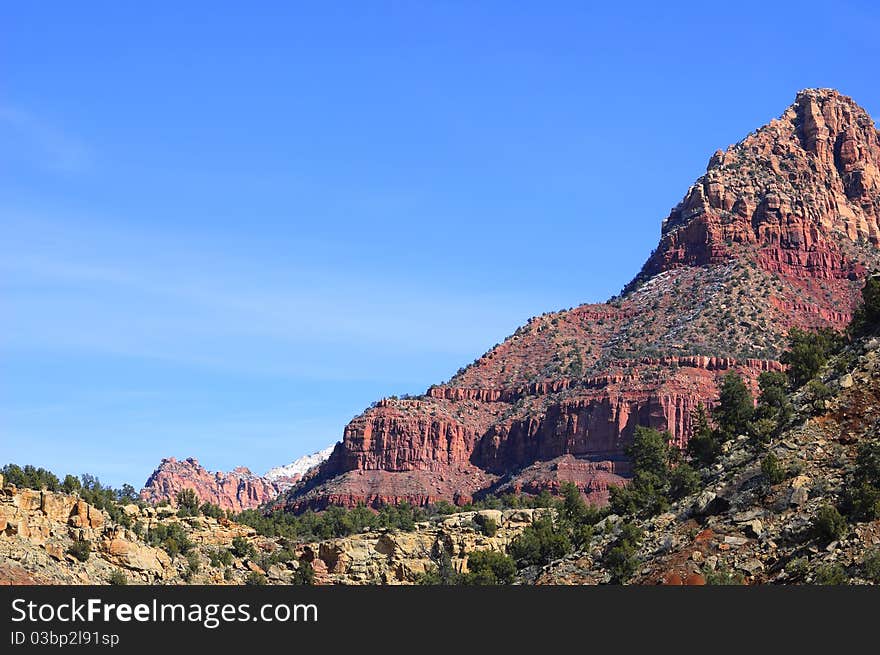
0, 477, 282, 585
287, 89, 880, 510
1, 481, 171, 584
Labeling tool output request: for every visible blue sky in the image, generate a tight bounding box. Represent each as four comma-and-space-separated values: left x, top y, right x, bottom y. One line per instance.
2, 1, 879, 488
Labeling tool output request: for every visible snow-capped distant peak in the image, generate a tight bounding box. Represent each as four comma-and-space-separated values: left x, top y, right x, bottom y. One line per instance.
264, 445, 334, 482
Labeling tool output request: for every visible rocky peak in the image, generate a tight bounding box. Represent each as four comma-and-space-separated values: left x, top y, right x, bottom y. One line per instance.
792, 88, 879, 169
286, 89, 880, 512
636, 89, 880, 284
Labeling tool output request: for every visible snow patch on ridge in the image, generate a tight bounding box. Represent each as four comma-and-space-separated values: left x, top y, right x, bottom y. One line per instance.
265, 445, 334, 482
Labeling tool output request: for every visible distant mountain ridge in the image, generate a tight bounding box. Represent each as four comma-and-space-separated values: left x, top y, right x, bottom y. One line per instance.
140, 446, 333, 511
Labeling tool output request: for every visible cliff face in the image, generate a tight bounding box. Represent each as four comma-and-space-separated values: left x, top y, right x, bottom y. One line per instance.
140, 458, 294, 512
1, 478, 171, 584
643, 90, 879, 275
287, 89, 880, 510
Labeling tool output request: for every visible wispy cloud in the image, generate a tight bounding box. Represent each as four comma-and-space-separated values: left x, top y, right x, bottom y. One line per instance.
0, 210, 532, 383
0, 105, 93, 173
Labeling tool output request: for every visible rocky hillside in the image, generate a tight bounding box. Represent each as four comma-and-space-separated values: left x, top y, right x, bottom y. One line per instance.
288, 88, 880, 510
0, 476, 544, 585
296, 508, 548, 584
140, 447, 333, 512
1, 478, 246, 584
533, 319, 880, 585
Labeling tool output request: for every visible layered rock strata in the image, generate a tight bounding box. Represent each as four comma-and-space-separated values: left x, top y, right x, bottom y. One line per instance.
283, 89, 880, 509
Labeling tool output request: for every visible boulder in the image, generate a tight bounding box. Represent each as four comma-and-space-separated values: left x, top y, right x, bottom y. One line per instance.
745, 519, 764, 538
691, 491, 717, 516
267, 564, 287, 582
15, 490, 42, 512
68, 501, 104, 529
102, 537, 170, 575
790, 486, 809, 507
44, 543, 65, 561
40, 492, 76, 523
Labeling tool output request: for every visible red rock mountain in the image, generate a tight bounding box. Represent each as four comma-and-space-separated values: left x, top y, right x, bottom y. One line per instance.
141, 448, 334, 512
283, 89, 880, 510
140, 458, 296, 512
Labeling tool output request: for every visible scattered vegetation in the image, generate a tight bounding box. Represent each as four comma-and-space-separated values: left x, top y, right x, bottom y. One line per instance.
785, 557, 809, 581
175, 489, 200, 517
67, 540, 91, 562
686, 404, 720, 466
508, 514, 572, 568
208, 547, 233, 568
183, 551, 201, 582
750, 371, 792, 442
474, 514, 498, 537
780, 327, 841, 388
703, 562, 745, 585
603, 522, 643, 584
416, 549, 459, 585
200, 502, 225, 519
108, 570, 128, 585
713, 372, 755, 442
291, 560, 315, 585
812, 505, 847, 543
418, 548, 516, 585
814, 563, 847, 585
848, 273, 880, 337
805, 379, 833, 413
841, 438, 880, 521
506, 483, 606, 570
236, 503, 417, 540
145, 522, 193, 558
235, 493, 560, 543
761, 452, 785, 485
862, 548, 880, 583
245, 571, 267, 586
461, 551, 517, 585
231, 536, 256, 560
0, 464, 61, 491
609, 426, 699, 518
687, 373, 757, 467
0, 465, 144, 528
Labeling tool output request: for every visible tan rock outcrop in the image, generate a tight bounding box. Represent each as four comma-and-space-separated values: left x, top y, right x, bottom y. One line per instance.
298, 509, 549, 584
103, 536, 171, 576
